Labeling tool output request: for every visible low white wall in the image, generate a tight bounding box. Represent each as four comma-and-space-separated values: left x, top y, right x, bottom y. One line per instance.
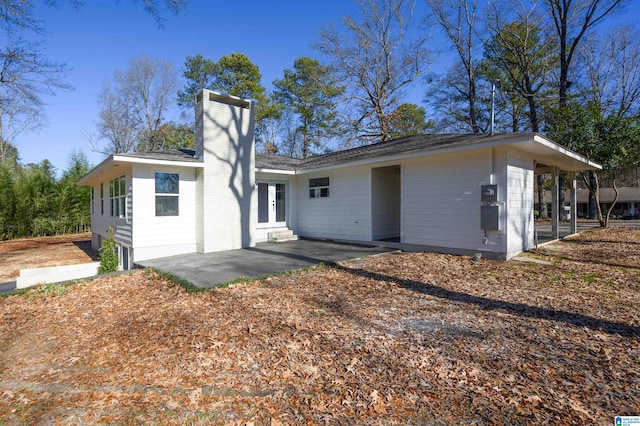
16, 262, 100, 289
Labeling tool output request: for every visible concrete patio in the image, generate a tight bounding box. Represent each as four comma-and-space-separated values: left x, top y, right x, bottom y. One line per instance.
136, 239, 395, 288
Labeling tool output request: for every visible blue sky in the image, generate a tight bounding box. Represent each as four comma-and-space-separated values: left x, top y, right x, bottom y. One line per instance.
12, 0, 639, 172
15, 0, 368, 171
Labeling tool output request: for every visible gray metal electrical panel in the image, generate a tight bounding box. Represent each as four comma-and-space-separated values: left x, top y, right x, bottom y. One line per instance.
481, 205, 499, 230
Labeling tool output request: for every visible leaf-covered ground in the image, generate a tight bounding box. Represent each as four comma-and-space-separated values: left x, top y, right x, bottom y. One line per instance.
0, 233, 96, 282
0, 228, 638, 424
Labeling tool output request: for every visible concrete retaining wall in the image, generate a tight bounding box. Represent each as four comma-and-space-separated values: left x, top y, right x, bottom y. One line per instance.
16, 262, 100, 289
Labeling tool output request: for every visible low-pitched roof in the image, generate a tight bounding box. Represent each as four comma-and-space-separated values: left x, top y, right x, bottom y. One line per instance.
256, 132, 601, 173
255, 154, 301, 171
115, 148, 200, 162
80, 132, 601, 184
77, 148, 203, 186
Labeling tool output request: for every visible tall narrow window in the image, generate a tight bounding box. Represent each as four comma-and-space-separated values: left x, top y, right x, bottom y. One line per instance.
155, 172, 179, 216
91, 186, 95, 214
100, 183, 104, 215
109, 175, 126, 218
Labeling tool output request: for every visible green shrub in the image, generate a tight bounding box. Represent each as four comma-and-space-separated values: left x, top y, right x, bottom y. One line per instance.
98, 227, 119, 274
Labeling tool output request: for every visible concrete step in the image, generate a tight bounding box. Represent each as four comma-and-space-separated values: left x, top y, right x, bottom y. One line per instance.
271, 235, 299, 243
268, 229, 299, 243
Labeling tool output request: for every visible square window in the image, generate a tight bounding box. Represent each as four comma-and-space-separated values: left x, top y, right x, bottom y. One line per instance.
156, 195, 179, 216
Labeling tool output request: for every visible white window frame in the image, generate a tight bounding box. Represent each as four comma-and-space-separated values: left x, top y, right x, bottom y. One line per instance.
309, 177, 330, 199
155, 172, 179, 216
110, 175, 126, 218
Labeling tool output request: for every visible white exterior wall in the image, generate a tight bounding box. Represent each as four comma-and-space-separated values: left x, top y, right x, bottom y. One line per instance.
89, 164, 133, 252
402, 148, 508, 256
296, 166, 372, 241
506, 148, 535, 258
196, 91, 256, 252
130, 164, 197, 262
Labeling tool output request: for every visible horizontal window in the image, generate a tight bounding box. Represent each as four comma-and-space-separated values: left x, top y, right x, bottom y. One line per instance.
309, 177, 329, 198
309, 177, 329, 188
155, 196, 179, 216
155, 172, 179, 194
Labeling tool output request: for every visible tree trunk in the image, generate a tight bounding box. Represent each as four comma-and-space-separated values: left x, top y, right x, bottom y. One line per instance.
604, 176, 620, 228
537, 174, 548, 219
468, 75, 479, 133
558, 173, 566, 221
588, 171, 598, 219
583, 171, 605, 226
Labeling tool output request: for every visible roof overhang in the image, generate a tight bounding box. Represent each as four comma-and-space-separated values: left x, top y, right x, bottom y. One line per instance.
520, 135, 601, 172
255, 168, 296, 175
293, 133, 601, 174
77, 154, 203, 186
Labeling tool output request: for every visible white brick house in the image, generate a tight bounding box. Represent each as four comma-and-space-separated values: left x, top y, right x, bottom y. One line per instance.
78, 90, 600, 269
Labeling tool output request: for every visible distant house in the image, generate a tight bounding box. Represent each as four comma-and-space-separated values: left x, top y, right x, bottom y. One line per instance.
78, 90, 600, 269
541, 187, 640, 219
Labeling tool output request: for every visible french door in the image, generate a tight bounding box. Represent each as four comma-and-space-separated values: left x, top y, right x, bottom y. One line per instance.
257, 181, 287, 226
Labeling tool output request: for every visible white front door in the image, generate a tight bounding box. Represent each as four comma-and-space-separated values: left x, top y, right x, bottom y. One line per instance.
257, 181, 287, 227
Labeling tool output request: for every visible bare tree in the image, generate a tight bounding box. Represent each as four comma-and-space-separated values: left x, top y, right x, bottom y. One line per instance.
427, 0, 481, 133
93, 82, 139, 155
576, 26, 640, 219
316, 0, 431, 143
0, 100, 44, 164
579, 26, 640, 118
545, 0, 626, 220
545, 0, 625, 108
121, 54, 178, 151
94, 55, 178, 154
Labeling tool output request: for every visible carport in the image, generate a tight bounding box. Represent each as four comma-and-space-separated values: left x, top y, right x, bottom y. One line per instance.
530, 137, 602, 241
136, 239, 395, 288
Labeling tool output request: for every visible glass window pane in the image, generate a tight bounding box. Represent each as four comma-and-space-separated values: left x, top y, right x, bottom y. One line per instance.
155, 196, 179, 216
257, 183, 268, 223
120, 176, 125, 195
155, 173, 179, 194
275, 184, 285, 222
309, 177, 329, 188
320, 188, 329, 198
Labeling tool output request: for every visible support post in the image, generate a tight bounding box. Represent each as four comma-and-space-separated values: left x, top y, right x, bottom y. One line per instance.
569, 172, 577, 235
551, 167, 559, 240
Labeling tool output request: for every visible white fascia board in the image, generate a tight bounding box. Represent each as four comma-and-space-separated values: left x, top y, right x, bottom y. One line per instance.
77, 155, 203, 186
255, 168, 296, 175
77, 154, 115, 185
112, 155, 204, 168
532, 135, 602, 170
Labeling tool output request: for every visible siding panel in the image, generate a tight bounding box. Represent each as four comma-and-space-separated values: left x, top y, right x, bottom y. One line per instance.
296, 166, 371, 241
131, 164, 197, 262
402, 149, 498, 252
506, 149, 534, 257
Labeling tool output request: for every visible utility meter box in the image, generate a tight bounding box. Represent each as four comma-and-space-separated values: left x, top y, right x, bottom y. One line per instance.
481, 184, 498, 202
481, 205, 499, 230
